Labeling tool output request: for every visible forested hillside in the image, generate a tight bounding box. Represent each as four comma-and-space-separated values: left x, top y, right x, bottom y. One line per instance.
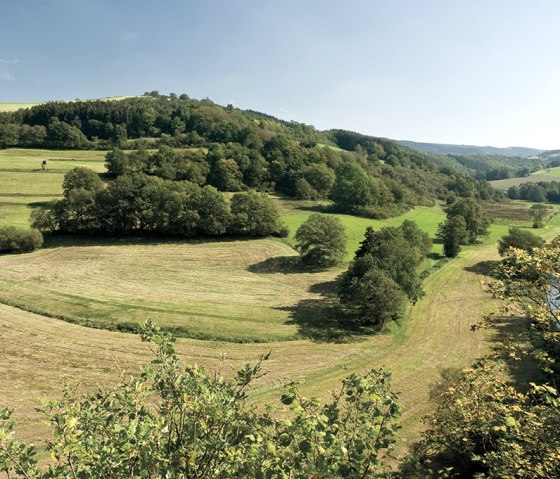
0, 93, 502, 227
397, 139, 543, 157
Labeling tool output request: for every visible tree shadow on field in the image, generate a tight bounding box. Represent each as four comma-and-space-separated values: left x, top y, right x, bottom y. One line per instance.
486, 314, 546, 392
41, 233, 258, 250
280, 278, 373, 343
248, 256, 328, 274
464, 260, 498, 277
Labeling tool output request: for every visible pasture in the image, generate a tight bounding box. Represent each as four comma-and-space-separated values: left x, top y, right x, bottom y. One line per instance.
0, 148, 107, 228
0, 147, 554, 459
533, 166, 560, 177
489, 173, 557, 190
0, 102, 42, 112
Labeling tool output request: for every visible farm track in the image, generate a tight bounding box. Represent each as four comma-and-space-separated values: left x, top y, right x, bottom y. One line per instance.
0, 243, 501, 458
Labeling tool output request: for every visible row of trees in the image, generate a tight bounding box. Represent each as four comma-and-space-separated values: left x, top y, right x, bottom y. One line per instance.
338, 222, 431, 327
32, 168, 287, 238
507, 180, 560, 203
0, 95, 504, 219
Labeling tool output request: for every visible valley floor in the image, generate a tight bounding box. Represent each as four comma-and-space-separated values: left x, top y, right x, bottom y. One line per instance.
0, 241, 503, 459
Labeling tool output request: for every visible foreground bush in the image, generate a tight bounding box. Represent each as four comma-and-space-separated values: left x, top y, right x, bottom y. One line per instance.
0, 322, 400, 478
405, 362, 560, 478
0, 226, 43, 254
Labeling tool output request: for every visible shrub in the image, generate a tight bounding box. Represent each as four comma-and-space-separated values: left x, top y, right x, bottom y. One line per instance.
0, 322, 400, 478
497, 227, 545, 256
0, 226, 43, 254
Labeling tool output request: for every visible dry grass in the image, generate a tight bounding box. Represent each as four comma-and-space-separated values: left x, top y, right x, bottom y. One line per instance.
489, 174, 557, 190
0, 241, 509, 460
0, 238, 339, 342
0, 103, 42, 112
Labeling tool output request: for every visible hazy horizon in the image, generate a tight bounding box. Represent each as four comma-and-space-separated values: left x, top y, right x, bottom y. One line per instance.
2, 0, 559, 149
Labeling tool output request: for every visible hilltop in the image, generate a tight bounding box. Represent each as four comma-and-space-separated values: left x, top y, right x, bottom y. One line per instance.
397, 138, 544, 157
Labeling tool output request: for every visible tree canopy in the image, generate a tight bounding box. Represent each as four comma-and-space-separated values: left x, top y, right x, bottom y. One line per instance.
294, 214, 347, 267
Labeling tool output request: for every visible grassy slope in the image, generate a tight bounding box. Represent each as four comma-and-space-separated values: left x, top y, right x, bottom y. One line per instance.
0, 239, 516, 458
0, 97, 136, 113
0, 102, 42, 112
533, 166, 560, 177
0, 148, 107, 228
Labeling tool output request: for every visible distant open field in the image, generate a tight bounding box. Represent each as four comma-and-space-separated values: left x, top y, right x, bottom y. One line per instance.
489, 166, 560, 190
490, 173, 557, 190
0, 96, 136, 112
0, 102, 42, 111
0, 148, 107, 228
533, 166, 560, 177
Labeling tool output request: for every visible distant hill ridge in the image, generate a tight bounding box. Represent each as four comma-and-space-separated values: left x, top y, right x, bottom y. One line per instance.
397, 139, 544, 158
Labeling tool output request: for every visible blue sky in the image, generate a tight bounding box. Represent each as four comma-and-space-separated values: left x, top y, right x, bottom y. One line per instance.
1, 0, 560, 149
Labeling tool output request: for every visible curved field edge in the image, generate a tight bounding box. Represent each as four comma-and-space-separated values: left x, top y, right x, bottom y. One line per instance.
0, 242, 504, 459
0, 238, 341, 343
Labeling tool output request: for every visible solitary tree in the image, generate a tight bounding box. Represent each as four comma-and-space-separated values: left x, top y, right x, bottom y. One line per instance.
294, 214, 346, 267
529, 204, 551, 228
338, 266, 405, 327
437, 216, 468, 258
330, 162, 373, 212
62, 167, 104, 196
446, 198, 490, 244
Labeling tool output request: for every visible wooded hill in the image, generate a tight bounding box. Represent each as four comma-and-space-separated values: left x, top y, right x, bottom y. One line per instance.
1, 93, 502, 220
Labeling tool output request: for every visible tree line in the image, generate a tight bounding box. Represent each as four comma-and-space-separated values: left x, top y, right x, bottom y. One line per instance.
507, 180, 560, 203
0, 95, 503, 219
32, 167, 287, 238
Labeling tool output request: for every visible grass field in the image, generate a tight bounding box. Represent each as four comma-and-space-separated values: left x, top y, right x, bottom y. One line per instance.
0, 148, 107, 228
0, 241, 513, 459
489, 173, 558, 190
0, 102, 42, 112
489, 166, 560, 190
0, 97, 135, 113
1, 147, 557, 463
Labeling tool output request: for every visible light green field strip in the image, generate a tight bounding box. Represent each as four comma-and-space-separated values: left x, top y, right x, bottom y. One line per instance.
282, 204, 446, 259
0, 149, 107, 173
0, 102, 42, 112
0, 171, 65, 195
532, 166, 560, 177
